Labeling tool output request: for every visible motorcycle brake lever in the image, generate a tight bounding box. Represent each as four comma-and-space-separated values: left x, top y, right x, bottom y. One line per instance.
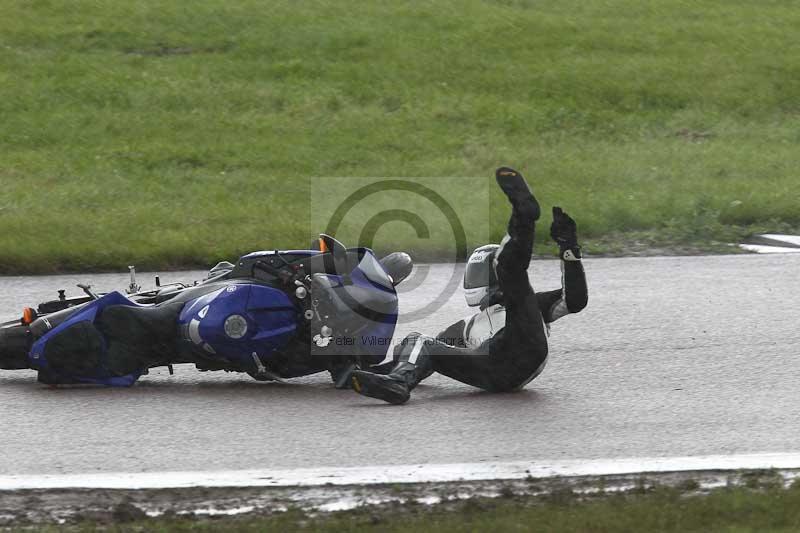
274, 250, 293, 268
76, 283, 99, 300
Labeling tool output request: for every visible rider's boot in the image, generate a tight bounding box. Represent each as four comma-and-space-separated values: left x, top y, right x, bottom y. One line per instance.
329, 359, 357, 389
495, 167, 540, 222
350, 334, 433, 405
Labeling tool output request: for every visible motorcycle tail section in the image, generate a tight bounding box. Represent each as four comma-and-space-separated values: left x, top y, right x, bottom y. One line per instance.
29, 292, 154, 386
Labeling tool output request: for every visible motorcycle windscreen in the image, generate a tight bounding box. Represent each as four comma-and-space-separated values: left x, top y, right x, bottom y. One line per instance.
355, 252, 394, 291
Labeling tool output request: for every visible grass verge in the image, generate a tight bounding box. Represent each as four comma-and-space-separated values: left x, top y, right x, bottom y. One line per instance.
2, 0, 800, 273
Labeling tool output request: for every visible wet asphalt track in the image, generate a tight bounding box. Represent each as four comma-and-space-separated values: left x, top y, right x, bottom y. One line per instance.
1, 254, 799, 477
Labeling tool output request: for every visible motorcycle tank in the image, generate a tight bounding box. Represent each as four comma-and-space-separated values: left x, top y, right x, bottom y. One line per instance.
178, 283, 297, 363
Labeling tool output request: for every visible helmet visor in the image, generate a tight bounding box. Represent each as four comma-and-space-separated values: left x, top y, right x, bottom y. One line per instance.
464, 261, 491, 289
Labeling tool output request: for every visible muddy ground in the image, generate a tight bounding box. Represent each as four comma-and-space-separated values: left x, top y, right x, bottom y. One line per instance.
0, 469, 794, 526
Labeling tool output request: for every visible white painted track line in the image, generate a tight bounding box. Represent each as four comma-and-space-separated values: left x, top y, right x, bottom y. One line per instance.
760, 234, 800, 247
2, 453, 800, 491
739, 244, 800, 254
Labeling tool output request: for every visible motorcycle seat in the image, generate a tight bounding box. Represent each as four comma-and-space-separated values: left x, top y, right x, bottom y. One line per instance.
95, 302, 184, 375
99, 302, 183, 339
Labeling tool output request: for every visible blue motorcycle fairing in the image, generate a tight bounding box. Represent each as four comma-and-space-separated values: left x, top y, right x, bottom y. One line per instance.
29, 291, 144, 386
180, 251, 399, 368
330, 265, 398, 360
22, 248, 398, 386
304, 252, 398, 361
178, 283, 298, 366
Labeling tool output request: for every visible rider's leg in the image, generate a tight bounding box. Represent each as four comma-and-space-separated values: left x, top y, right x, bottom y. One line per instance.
430, 168, 549, 390
351, 169, 549, 403
490, 168, 550, 364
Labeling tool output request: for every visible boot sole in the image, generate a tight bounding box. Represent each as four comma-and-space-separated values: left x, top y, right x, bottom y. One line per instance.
351, 371, 410, 405
495, 170, 540, 220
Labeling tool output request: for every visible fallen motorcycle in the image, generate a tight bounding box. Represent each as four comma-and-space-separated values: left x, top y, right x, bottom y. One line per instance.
0, 235, 413, 387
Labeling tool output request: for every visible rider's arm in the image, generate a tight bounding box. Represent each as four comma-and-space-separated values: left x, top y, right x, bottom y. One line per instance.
536, 256, 587, 323
537, 207, 588, 323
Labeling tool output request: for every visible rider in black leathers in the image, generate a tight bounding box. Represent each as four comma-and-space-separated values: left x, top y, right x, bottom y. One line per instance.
350, 167, 588, 404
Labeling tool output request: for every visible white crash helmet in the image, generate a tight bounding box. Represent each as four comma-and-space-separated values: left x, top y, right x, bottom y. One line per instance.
464, 244, 500, 307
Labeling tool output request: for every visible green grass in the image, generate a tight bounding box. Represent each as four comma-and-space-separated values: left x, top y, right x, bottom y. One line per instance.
32, 483, 800, 532
2, 0, 800, 273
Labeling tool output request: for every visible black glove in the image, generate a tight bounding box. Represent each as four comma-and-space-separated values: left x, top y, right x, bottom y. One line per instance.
550, 207, 581, 260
